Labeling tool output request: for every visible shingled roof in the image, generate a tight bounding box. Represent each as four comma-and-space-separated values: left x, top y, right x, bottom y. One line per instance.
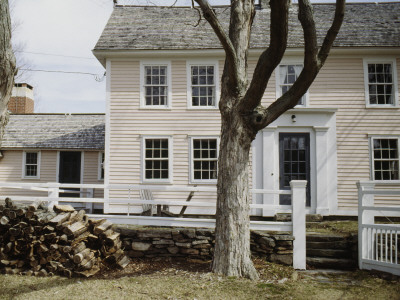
94, 2, 400, 52
1, 114, 105, 150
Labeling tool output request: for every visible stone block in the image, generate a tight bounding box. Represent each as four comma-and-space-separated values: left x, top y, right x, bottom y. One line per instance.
196, 236, 212, 241
167, 246, 179, 254
258, 236, 276, 248
131, 242, 152, 251
180, 248, 199, 255
269, 253, 293, 266
137, 229, 172, 239
196, 228, 214, 237
152, 239, 175, 245
192, 240, 209, 246
172, 234, 185, 241
272, 234, 294, 241
193, 243, 212, 249
176, 242, 192, 248
181, 229, 196, 239
276, 240, 293, 247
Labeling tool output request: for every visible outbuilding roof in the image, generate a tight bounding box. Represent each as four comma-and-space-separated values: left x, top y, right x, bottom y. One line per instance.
1, 114, 105, 150
94, 2, 400, 52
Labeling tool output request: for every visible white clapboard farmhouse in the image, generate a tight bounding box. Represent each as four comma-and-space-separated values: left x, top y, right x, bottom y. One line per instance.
91, 2, 400, 217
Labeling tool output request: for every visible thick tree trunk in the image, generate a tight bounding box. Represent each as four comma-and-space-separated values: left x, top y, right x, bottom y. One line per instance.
0, 0, 16, 145
212, 107, 258, 280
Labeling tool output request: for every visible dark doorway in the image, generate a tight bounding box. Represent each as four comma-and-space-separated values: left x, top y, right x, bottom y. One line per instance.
279, 133, 311, 206
59, 151, 81, 197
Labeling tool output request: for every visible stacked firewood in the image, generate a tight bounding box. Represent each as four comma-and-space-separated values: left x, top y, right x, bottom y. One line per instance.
0, 198, 130, 277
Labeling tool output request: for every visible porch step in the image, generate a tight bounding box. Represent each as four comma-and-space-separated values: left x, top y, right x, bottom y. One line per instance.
306, 233, 357, 270
306, 257, 356, 270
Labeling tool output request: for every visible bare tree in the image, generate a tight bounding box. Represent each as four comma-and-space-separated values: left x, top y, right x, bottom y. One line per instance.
193, 0, 345, 279
0, 0, 17, 144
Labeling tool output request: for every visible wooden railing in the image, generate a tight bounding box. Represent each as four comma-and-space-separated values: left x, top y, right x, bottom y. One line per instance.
0, 180, 307, 269
357, 181, 400, 276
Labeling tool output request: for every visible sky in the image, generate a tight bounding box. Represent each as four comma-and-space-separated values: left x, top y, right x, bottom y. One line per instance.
9, 0, 399, 113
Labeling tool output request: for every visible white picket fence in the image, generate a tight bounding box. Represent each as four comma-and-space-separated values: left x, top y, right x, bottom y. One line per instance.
357, 181, 400, 276
0, 180, 307, 269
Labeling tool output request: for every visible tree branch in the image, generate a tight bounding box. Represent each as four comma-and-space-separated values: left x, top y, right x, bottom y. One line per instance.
194, 0, 237, 73
238, 0, 290, 114
253, 0, 345, 130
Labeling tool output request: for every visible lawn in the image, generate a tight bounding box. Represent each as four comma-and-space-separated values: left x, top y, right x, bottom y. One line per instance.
0, 258, 399, 300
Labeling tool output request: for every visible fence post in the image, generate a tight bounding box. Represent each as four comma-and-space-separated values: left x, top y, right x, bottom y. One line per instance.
47, 186, 59, 211
357, 181, 375, 269
291, 180, 307, 270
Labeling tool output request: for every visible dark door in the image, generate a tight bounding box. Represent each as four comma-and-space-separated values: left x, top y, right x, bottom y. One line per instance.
279, 133, 311, 206
59, 151, 81, 197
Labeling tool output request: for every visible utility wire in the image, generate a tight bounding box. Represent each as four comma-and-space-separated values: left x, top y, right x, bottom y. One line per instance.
20, 68, 106, 82
15, 50, 95, 60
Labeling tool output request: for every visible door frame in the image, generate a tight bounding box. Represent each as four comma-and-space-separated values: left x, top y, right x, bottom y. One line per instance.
56, 151, 84, 184
278, 132, 311, 206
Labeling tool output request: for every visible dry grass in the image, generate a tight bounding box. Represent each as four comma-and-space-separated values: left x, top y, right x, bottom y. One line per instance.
306, 221, 358, 235
0, 258, 399, 300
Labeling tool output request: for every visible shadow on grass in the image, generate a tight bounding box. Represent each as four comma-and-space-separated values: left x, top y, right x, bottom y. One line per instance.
0, 276, 77, 299
94, 257, 212, 279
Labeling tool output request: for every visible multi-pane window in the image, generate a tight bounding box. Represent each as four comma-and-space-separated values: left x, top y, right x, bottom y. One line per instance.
279, 65, 305, 106
144, 65, 168, 106
372, 138, 399, 180
192, 138, 218, 181
191, 65, 216, 107
24, 152, 39, 178
366, 63, 394, 105
144, 138, 169, 180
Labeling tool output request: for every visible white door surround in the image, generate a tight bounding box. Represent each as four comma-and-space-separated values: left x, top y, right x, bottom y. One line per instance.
252, 108, 338, 216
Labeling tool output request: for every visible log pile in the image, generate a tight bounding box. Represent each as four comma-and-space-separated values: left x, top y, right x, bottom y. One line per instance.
0, 198, 130, 277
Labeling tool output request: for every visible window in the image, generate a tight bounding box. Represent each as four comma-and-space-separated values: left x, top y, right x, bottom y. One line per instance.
142, 137, 172, 182
371, 138, 399, 181
98, 152, 104, 180
187, 61, 219, 108
277, 64, 307, 106
190, 137, 218, 183
140, 62, 171, 108
23, 151, 40, 179
364, 60, 398, 107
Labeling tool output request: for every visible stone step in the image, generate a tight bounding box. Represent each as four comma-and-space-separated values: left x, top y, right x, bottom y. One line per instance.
306, 234, 347, 242
306, 240, 349, 250
307, 248, 351, 259
306, 257, 356, 270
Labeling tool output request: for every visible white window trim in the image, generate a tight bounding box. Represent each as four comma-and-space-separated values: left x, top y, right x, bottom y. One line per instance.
141, 135, 173, 184
189, 136, 220, 184
363, 58, 399, 108
369, 135, 400, 182
22, 151, 41, 179
98, 151, 104, 181
186, 59, 220, 109
275, 62, 309, 108
140, 60, 172, 109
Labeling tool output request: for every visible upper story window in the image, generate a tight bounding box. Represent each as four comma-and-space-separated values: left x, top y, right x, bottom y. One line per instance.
364, 59, 398, 107
140, 61, 171, 109
371, 138, 399, 181
23, 151, 40, 179
142, 136, 172, 183
187, 61, 219, 109
277, 64, 307, 107
190, 137, 219, 184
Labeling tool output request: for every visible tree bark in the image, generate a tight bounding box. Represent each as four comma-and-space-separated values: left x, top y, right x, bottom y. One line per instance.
0, 0, 16, 144
212, 103, 258, 280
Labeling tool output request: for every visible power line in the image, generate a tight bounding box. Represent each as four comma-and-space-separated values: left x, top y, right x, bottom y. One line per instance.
20, 68, 106, 82
15, 50, 95, 60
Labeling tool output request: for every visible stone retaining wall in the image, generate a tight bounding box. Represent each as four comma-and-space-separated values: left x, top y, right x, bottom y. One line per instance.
115, 226, 294, 266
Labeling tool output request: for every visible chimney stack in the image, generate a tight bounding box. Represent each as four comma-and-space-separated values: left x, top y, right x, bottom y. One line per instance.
8, 83, 34, 114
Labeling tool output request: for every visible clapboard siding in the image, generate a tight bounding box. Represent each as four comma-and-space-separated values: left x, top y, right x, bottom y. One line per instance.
0, 150, 104, 200
108, 55, 400, 214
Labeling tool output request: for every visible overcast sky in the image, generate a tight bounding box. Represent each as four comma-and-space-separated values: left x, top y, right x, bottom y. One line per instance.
10, 0, 399, 113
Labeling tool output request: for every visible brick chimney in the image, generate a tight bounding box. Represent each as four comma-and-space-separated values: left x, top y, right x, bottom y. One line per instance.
8, 83, 34, 114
